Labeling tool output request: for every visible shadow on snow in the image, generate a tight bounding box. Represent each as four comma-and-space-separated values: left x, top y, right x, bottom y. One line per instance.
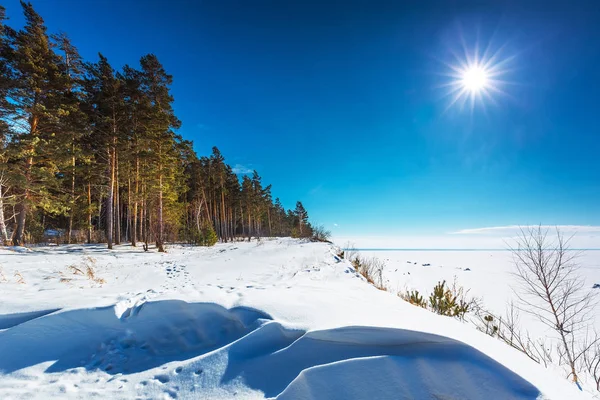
0, 300, 541, 399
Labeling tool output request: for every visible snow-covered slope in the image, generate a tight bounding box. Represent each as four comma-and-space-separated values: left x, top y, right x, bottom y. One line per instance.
0, 239, 591, 399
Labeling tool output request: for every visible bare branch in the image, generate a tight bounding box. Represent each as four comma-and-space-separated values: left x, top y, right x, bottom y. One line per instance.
509, 225, 599, 384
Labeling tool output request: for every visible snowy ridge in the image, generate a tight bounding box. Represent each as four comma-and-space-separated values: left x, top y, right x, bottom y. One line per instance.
0, 239, 592, 399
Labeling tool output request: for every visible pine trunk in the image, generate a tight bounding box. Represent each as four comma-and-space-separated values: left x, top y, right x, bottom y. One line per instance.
157, 171, 164, 252
67, 150, 75, 244
220, 189, 226, 242
139, 187, 144, 246
0, 184, 8, 244
87, 181, 92, 243
267, 208, 272, 237
126, 175, 131, 243
115, 152, 121, 245
13, 155, 32, 247
132, 156, 139, 246
106, 144, 114, 250
13, 108, 40, 246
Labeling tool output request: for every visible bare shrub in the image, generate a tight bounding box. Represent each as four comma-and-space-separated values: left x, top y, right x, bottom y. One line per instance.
509, 226, 598, 384
351, 255, 386, 290
0, 266, 7, 283
581, 336, 600, 392
346, 252, 386, 290
343, 242, 358, 262
472, 301, 552, 366
311, 225, 331, 243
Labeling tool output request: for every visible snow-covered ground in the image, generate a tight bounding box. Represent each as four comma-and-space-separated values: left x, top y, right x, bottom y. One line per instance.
0, 239, 594, 399
364, 249, 600, 337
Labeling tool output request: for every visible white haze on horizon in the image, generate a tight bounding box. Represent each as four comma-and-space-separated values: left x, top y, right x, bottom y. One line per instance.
333, 225, 600, 250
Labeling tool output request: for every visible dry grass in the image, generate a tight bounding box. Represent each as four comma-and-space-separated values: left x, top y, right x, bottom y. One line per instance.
65, 256, 106, 286
67, 265, 85, 275
0, 266, 7, 283
348, 252, 388, 291
14, 271, 25, 284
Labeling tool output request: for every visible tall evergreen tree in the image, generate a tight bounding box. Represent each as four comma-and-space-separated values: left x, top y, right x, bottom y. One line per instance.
6, 1, 68, 245
0, 5, 13, 243
120, 64, 145, 246
83, 53, 124, 249
54, 32, 87, 243
139, 54, 181, 252
294, 201, 309, 236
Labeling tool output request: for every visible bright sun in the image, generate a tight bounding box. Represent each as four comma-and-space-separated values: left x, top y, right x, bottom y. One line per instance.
461, 65, 489, 93
439, 35, 514, 113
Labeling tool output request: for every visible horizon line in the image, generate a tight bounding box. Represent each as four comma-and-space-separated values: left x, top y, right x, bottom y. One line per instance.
347, 248, 600, 251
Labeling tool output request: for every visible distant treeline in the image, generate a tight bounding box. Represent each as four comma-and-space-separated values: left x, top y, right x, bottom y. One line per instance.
0, 2, 314, 250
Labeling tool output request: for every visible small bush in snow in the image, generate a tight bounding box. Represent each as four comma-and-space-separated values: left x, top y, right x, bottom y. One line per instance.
198, 221, 219, 246
400, 279, 475, 321
400, 290, 426, 308
311, 225, 331, 243
428, 280, 470, 319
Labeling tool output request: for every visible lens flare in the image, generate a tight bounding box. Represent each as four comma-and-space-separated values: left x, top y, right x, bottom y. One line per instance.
438, 32, 514, 113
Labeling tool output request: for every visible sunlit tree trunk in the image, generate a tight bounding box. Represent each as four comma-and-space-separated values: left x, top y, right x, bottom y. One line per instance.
87, 181, 92, 243
115, 152, 121, 245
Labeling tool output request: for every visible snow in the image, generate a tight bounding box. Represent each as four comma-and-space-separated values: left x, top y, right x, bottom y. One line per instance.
365, 249, 600, 338
0, 239, 594, 399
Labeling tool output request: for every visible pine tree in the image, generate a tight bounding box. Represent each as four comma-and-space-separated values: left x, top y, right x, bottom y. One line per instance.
0, 5, 13, 244
120, 64, 145, 246
0, 5, 11, 128
139, 54, 181, 252
83, 53, 124, 249
6, 1, 69, 245
53, 32, 87, 243
293, 201, 309, 237
199, 219, 217, 246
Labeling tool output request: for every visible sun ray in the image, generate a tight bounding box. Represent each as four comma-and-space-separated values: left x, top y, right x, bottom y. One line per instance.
440, 34, 514, 112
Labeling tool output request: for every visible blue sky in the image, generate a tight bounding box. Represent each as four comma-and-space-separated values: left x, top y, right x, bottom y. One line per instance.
4, 0, 600, 239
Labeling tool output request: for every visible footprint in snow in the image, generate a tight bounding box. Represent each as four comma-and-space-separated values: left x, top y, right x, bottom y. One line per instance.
164, 388, 178, 399
154, 374, 170, 384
